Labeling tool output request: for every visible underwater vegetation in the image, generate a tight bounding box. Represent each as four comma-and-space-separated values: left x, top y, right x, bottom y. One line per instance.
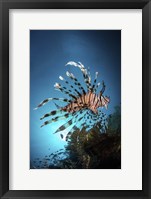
31, 105, 121, 169
34, 61, 110, 140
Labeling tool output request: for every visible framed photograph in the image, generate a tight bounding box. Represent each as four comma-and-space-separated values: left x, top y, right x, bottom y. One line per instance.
0, 0, 150, 198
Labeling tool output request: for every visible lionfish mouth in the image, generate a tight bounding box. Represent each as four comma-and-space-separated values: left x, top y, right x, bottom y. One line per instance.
34, 61, 110, 141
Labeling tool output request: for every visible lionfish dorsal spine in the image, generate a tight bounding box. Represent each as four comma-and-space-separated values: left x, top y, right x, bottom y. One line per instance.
66, 71, 86, 95
100, 81, 106, 95
91, 72, 99, 92
94, 82, 100, 93
54, 82, 77, 100
66, 61, 92, 92
59, 75, 82, 97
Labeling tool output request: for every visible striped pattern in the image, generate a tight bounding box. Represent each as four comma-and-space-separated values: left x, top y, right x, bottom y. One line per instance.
91, 72, 98, 91
34, 98, 71, 110
66, 71, 86, 94
34, 61, 110, 140
40, 113, 70, 128
66, 61, 92, 91
61, 91, 109, 114
59, 76, 81, 96
54, 82, 77, 100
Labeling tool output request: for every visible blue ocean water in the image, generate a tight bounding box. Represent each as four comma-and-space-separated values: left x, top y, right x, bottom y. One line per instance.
30, 30, 121, 164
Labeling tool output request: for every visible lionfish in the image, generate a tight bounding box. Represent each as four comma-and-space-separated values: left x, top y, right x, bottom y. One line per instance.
34, 61, 110, 141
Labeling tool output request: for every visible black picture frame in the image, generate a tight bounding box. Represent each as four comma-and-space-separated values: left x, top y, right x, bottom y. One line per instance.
0, 0, 150, 198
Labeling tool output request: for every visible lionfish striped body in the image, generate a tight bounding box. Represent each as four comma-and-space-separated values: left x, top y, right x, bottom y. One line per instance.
34, 61, 110, 141
62, 92, 109, 114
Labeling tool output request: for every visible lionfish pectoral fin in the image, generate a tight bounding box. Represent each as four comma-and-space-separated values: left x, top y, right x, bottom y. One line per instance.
53, 118, 74, 134
65, 125, 79, 141
34, 97, 70, 110
40, 109, 62, 120
53, 111, 79, 134
60, 134, 64, 139
65, 131, 73, 141
65, 112, 87, 141
40, 112, 70, 127
53, 102, 61, 109
34, 98, 53, 110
